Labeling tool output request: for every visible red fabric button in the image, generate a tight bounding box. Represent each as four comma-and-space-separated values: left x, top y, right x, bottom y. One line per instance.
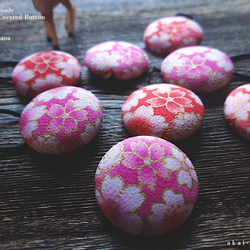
143, 16, 203, 55
12, 51, 81, 98
121, 84, 204, 141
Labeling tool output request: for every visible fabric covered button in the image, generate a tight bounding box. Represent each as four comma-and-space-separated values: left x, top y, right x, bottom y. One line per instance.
143, 16, 203, 55
84, 41, 149, 80
95, 135, 198, 235
121, 84, 204, 141
12, 51, 81, 98
224, 84, 250, 140
161, 46, 234, 93
19, 86, 103, 154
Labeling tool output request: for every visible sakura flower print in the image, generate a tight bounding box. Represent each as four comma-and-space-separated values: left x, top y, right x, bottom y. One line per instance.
12, 51, 81, 97
121, 84, 204, 142
19, 86, 103, 154
161, 46, 234, 93
143, 16, 203, 55
84, 41, 149, 80
224, 84, 250, 140
95, 136, 198, 235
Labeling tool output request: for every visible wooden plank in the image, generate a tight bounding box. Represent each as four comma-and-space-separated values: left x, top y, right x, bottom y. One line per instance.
0, 0, 250, 249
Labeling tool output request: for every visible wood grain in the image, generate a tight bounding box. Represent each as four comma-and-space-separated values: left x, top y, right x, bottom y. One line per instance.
0, 0, 250, 249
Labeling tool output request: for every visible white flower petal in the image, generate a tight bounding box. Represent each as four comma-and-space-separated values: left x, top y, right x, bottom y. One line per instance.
171, 146, 185, 162
134, 105, 154, 119
178, 169, 192, 189
28, 105, 47, 120
149, 115, 168, 133
21, 121, 37, 139
101, 175, 123, 201
118, 186, 145, 212
163, 157, 181, 171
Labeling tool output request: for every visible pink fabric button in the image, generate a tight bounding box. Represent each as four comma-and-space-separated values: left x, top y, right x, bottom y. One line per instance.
12, 51, 81, 98
19, 86, 103, 154
224, 84, 250, 140
143, 16, 203, 55
84, 41, 149, 80
121, 84, 204, 142
95, 135, 198, 235
161, 46, 234, 93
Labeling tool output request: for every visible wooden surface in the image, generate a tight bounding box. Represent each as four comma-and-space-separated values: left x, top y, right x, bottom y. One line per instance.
0, 0, 250, 249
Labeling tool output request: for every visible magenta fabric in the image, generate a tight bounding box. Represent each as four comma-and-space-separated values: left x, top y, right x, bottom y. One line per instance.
84, 41, 149, 80
19, 86, 103, 154
161, 46, 234, 93
95, 136, 198, 235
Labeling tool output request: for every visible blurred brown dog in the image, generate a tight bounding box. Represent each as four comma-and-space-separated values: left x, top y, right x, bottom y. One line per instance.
32, 0, 75, 49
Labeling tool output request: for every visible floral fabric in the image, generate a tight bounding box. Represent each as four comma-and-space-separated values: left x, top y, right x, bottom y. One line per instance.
84, 41, 149, 80
224, 84, 250, 140
161, 46, 234, 93
143, 16, 203, 55
19, 86, 103, 154
12, 51, 81, 97
121, 84, 204, 141
95, 136, 198, 235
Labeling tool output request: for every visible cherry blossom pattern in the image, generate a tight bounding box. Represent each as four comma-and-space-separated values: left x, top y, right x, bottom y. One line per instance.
161, 46, 234, 93
148, 189, 195, 235
95, 136, 198, 235
224, 84, 250, 140
143, 16, 203, 55
12, 51, 81, 97
95, 175, 146, 235
19, 86, 103, 154
121, 84, 204, 142
84, 41, 149, 80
